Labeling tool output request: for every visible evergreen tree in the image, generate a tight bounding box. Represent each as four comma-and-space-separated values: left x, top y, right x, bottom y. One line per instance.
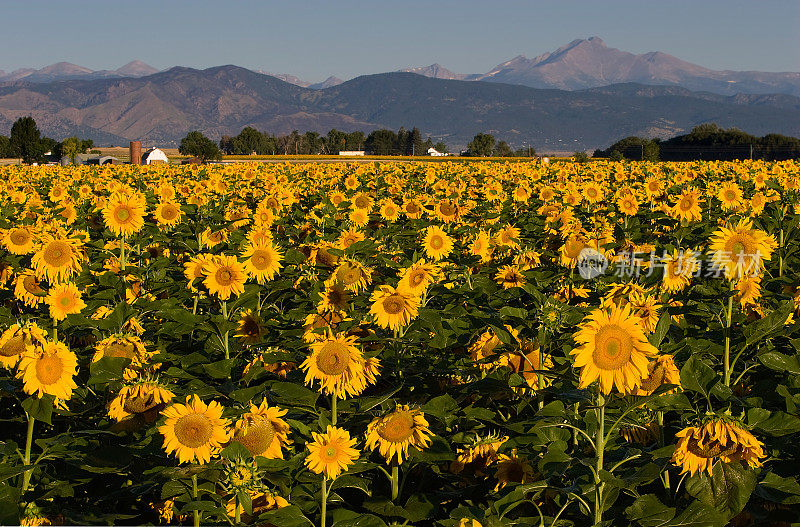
9, 116, 47, 164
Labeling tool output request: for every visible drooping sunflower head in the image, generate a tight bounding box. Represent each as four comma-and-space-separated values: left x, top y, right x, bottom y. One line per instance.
231, 400, 290, 459
14, 271, 46, 308
108, 379, 175, 423
672, 417, 765, 476
628, 354, 681, 396
235, 309, 265, 344
365, 404, 432, 465
494, 449, 536, 490
0, 323, 47, 369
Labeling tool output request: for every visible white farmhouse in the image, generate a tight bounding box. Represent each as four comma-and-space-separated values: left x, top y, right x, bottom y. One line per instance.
428, 147, 447, 156
141, 148, 169, 165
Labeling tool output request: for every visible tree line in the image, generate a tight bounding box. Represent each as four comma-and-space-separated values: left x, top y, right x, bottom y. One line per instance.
594, 123, 800, 161
0, 116, 94, 164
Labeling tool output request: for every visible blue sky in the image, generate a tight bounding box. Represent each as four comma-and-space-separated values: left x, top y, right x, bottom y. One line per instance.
1, 0, 798, 82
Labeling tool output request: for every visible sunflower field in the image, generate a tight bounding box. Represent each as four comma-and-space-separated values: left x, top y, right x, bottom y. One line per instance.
1, 159, 800, 526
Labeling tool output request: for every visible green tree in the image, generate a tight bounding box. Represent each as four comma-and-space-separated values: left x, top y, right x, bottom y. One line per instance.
408, 127, 425, 156
0, 135, 10, 158
433, 141, 448, 153
9, 116, 47, 164
325, 129, 347, 154
466, 133, 495, 157
179, 131, 222, 161
345, 131, 365, 151
60, 136, 83, 164
573, 151, 590, 163
365, 129, 398, 155
493, 140, 513, 157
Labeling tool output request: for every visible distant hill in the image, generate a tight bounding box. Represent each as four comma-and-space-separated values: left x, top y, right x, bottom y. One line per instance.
1, 66, 798, 150
0, 61, 160, 84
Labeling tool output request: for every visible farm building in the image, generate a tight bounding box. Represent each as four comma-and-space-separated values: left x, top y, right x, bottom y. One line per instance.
428, 147, 447, 156
338, 151, 365, 156
141, 148, 169, 165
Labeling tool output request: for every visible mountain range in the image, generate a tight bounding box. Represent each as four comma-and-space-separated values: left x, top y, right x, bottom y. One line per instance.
1, 64, 798, 150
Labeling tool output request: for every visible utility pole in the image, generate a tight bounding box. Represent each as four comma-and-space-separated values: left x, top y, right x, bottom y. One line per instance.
750, 143, 753, 160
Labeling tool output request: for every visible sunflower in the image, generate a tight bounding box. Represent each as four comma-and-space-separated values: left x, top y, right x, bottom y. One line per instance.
243, 349, 297, 379
153, 201, 183, 228
16, 340, 78, 401
201, 228, 228, 249
351, 192, 374, 212
0, 323, 47, 369
331, 259, 371, 293
235, 309, 266, 344
226, 490, 288, 521
617, 194, 639, 216
108, 379, 175, 422
305, 425, 360, 479
496, 224, 520, 249
627, 293, 661, 334
451, 432, 508, 473
470, 231, 493, 263
159, 394, 230, 464
303, 310, 347, 343
735, 275, 762, 307
628, 354, 681, 396
317, 282, 351, 312
103, 192, 146, 238
379, 199, 400, 222
494, 265, 526, 289
241, 241, 283, 284
672, 418, 765, 476
93, 334, 151, 377
571, 305, 658, 394
14, 271, 46, 308
46, 282, 86, 321
231, 400, 291, 458
337, 227, 365, 249
403, 199, 424, 219
661, 249, 699, 293
369, 285, 420, 330
717, 182, 743, 211
514, 250, 541, 271
4, 227, 35, 255
559, 234, 591, 268
301, 334, 373, 398
434, 199, 460, 223
582, 181, 604, 204
203, 254, 247, 300
671, 188, 703, 223
709, 219, 777, 279
32, 234, 83, 283
423, 225, 454, 261
365, 405, 432, 464
503, 339, 553, 393
349, 208, 369, 226
183, 253, 214, 292
398, 259, 440, 295
494, 449, 536, 490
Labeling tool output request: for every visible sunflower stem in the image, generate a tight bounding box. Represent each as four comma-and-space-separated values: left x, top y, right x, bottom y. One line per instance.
390, 465, 399, 501
320, 476, 328, 527
594, 392, 606, 526
331, 394, 337, 426
724, 282, 734, 387
120, 237, 126, 271
222, 301, 230, 360
21, 413, 35, 493
234, 494, 241, 524
779, 228, 784, 277
191, 473, 200, 527
657, 411, 670, 494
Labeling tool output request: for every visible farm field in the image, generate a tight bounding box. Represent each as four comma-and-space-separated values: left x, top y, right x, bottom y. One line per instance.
1, 159, 799, 526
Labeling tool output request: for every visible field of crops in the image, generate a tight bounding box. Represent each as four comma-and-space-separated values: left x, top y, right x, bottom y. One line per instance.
1, 159, 799, 526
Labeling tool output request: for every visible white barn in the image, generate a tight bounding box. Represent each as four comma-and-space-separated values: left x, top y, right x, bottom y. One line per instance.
428, 147, 447, 156
142, 148, 169, 165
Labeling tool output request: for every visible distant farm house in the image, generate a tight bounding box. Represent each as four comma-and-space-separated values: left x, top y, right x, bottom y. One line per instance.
141, 148, 169, 165
428, 147, 447, 156
338, 151, 365, 156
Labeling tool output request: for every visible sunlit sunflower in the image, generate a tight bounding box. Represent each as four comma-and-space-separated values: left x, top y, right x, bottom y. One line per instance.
379, 199, 400, 222
203, 254, 247, 299
571, 305, 658, 394
108, 379, 175, 422
331, 259, 372, 293
183, 253, 214, 292
159, 394, 230, 464
337, 227, 365, 250
470, 231, 493, 263
582, 181, 604, 204
231, 399, 291, 459
16, 340, 78, 401
628, 354, 681, 396
103, 192, 146, 238
0, 323, 47, 369
661, 249, 699, 293
559, 234, 591, 268
14, 271, 46, 308
617, 194, 639, 216
305, 425, 360, 479
32, 234, 83, 283
46, 282, 86, 321
226, 490, 288, 521
241, 241, 283, 284
494, 265, 526, 289
717, 181, 743, 211
93, 334, 151, 376
627, 293, 661, 334
403, 199, 425, 219
735, 275, 762, 307
303, 310, 347, 343
301, 334, 373, 398
672, 418, 765, 476
235, 309, 266, 344
201, 227, 228, 249
423, 225, 454, 261
709, 219, 777, 279
496, 224, 520, 249
671, 188, 703, 223
366, 405, 432, 464
398, 259, 441, 295
434, 199, 460, 223
153, 201, 183, 228
369, 285, 420, 331
494, 449, 536, 490
4, 227, 35, 255
514, 250, 541, 271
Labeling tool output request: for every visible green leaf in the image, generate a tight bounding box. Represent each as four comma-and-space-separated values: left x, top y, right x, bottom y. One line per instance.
759, 352, 800, 375
680, 355, 718, 397
22, 395, 54, 425
744, 300, 793, 348
0, 483, 20, 525
499, 306, 527, 319
270, 382, 319, 408
201, 358, 234, 379
625, 494, 676, 527
422, 394, 459, 423
665, 500, 727, 527
260, 505, 314, 527
649, 311, 672, 347
328, 475, 371, 496
88, 356, 132, 385
752, 411, 800, 436
685, 461, 757, 517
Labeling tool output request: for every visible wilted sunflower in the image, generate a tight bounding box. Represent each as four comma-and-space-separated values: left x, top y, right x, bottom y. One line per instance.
241, 241, 283, 284
558, 234, 591, 268
369, 285, 420, 331
32, 234, 83, 283
159, 394, 230, 464
0, 323, 47, 369
503, 339, 553, 393
628, 354, 681, 396
496, 224, 521, 249
735, 275, 762, 307
93, 334, 151, 378
494, 265, 526, 289
153, 201, 183, 228
317, 282, 351, 312
398, 259, 441, 295
451, 433, 508, 474
235, 309, 265, 344
4, 227, 35, 255
709, 219, 777, 279
46, 282, 86, 321
627, 293, 661, 334
301, 334, 373, 398
494, 449, 536, 490
14, 271, 46, 308
108, 379, 175, 422
203, 254, 247, 299
571, 305, 658, 394
16, 340, 78, 401
305, 425, 360, 479
365, 405, 432, 464
672, 418, 765, 476
231, 399, 291, 458
102, 191, 146, 238
422, 225, 454, 261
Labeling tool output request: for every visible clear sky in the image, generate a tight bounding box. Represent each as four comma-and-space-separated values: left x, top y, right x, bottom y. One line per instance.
1, 0, 797, 82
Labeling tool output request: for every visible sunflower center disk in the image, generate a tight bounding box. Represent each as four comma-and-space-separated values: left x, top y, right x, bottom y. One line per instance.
1, 336, 25, 357
383, 295, 405, 315
106, 342, 135, 359
378, 413, 415, 443
316, 343, 351, 376
217, 269, 233, 285
115, 207, 131, 222
45, 242, 70, 266
430, 236, 443, 250
124, 394, 157, 414
236, 417, 276, 456
252, 252, 269, 269
35, 355, 64, 385
592, 325, 633, 370
174, 413, 214, 448
686, 436, 738, 459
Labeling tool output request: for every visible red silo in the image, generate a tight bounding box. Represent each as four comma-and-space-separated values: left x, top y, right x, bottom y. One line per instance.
129, 141, 142, 165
